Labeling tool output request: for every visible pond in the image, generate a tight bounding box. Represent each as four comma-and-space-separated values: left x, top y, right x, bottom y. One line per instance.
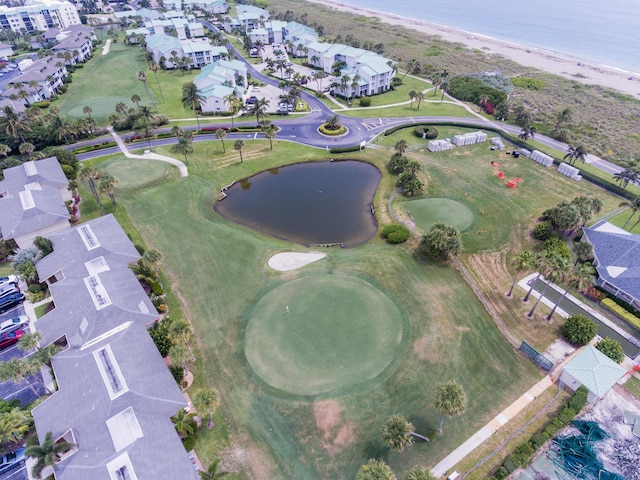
215, 160, 380, 247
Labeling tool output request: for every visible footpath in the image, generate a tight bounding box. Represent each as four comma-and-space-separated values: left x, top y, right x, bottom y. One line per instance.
107, 127, 188, 177
431, 376, 555, 478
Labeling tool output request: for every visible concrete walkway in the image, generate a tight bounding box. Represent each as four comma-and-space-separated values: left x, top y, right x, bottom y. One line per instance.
102, 38, 111, 56
431, 376, 555, 478
107, 127, 188, 177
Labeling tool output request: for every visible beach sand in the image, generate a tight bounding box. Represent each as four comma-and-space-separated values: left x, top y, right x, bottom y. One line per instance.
307, 0, 640, 99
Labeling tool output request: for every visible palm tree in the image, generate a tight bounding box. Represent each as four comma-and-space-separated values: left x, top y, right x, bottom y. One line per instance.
564, 145, 587, 165
169, 343, 192, 380
149, 61, 165, 102
621, 197, 640, 228
134, 105, 155, 147
356, 459, 396, 480
507, 250, 535, 297
26, 431, 75, 479
143, 249, 163, 284
254, 97, 270, 125
0, 105, 31, 143
17, 331, 42, 352
0, 143, 10, 158
573, 241, 593, 266
527, 254, 571, 318
199, 458, 228, 479
28, 79, 40, 101
0, 407, 32, 445
215, 128, 227, 152
182, 82, 205, 130
440, 81, 449, 102
408, 90, 417, 108
433, 381, 467, 434
574, 262, 596, 293
171, 408, 196, 439
131, 94, 141, 108
19, 142, 35, 160
99, 173, 119, 209
613, 168, 640, 190
382, 415, 429, 452
415, 92, 425, 110
325, 114, 342, 130
137, 70, 151, 99
519, 125, 537, 142
555, 107, 573, 130
404, 467, 436, 480
79, 166, 103, 208
234, 139, 245, 163
83, 105, 94, 133
544, 264, 575, 321
0, 359, 41, 397
263, 124, 277, 150
394, 140, 408, 155
193, 388, 220, 429
171, 132, 194, 166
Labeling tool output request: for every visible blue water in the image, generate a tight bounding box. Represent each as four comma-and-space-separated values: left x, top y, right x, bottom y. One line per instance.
336, 0, 640, 73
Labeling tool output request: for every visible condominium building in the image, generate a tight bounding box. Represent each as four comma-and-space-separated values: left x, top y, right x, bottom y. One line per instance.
0, 0, 80, 33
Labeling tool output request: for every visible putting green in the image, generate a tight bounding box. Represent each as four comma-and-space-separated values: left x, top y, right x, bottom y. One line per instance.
405, 197, 474, 232
99, 157, 177, 190
245, 275, 405, 395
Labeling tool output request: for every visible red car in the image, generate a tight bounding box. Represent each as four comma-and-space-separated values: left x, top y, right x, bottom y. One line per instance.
0, 329, 24, 350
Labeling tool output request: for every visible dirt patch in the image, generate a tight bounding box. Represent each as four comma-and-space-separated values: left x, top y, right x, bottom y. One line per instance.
413, 333, 451, 363
313, 399, 357, 454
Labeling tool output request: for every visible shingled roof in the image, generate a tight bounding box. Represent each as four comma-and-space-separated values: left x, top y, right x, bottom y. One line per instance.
582, 220, 640, 303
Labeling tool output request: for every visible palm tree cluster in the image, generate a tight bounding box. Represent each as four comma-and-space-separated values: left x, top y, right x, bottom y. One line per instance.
542, 195, 603, 237
388, 141, 424, 197
170, 126, 194, 166
78, 166, 119, 210
0, 104, 98, 154
612, 167, 640, 190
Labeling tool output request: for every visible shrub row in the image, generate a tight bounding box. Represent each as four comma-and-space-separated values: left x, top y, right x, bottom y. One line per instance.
73, 141, 117, 154
601, 298, 640, 330
491, 386, 589, 480
330, 145, 361, 153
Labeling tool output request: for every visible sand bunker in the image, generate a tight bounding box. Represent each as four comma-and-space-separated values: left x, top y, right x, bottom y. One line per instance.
267, 252, 326, 271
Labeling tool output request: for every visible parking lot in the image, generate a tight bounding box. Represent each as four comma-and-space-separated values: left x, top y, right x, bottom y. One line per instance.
0, 291, 43, 408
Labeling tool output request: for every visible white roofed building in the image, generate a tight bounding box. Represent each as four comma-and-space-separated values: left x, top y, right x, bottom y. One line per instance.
194, 58, 246, 113
0, 0, 80, 33
145, 33, 227, 69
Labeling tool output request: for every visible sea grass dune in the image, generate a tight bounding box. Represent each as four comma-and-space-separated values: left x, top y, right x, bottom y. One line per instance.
308, 0, 640, 99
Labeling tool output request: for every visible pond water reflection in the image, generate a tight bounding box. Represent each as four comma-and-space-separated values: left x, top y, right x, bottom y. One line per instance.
215, 160, 380, 247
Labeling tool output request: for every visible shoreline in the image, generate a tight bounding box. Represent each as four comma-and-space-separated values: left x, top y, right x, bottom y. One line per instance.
306, 0, 640, 99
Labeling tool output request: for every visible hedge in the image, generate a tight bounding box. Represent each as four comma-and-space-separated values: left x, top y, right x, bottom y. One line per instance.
490, 386, 589, 480
601, 298, 640, 330
319, 124, 347, 136
330, 145, 361, 153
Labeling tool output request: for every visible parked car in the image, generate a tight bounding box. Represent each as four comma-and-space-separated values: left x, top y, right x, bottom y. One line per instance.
0, 446, 26, 474
0, 283, 19, 299
0, 275, 18, 287
246, 96, 258, 104
0, 292, 25, 312
0, 329, 24, 350
0, 315, 29, 335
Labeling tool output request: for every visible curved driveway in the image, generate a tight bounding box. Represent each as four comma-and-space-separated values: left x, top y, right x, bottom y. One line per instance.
77, 22, 625, 180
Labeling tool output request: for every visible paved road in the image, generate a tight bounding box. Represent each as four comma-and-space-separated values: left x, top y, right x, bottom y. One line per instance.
72, 21, 627, 188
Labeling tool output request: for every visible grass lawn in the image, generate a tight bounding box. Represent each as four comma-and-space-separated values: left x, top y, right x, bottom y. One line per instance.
55, 42, 151, 123
34, 301, 52, 319
83, 138, 543, 479
340, 100, 473, 118
625, 376, 640, 400
406, 198, 475, 232
0, 262, 12, 277
74, 124, 628, 478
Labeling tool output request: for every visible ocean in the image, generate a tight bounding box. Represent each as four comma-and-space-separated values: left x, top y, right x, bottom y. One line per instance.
334, 0, 640, 74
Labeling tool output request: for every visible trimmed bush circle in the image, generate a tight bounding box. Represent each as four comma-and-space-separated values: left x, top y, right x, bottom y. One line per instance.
318, 123, 347, 136
381, 224, 410, 244
413, 126, 439, 139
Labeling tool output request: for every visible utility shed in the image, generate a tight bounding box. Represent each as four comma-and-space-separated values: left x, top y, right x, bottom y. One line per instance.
560, 346, 626, 402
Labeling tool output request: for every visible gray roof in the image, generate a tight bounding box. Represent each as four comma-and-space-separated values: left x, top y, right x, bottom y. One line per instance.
37, 215, 141, 281
583, 220, 640, 302
0, 188, 68, 239
32, 324, 198, 480
563, 345, 626, 398
35, 264, 158, 348
0, 157, 68, 194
